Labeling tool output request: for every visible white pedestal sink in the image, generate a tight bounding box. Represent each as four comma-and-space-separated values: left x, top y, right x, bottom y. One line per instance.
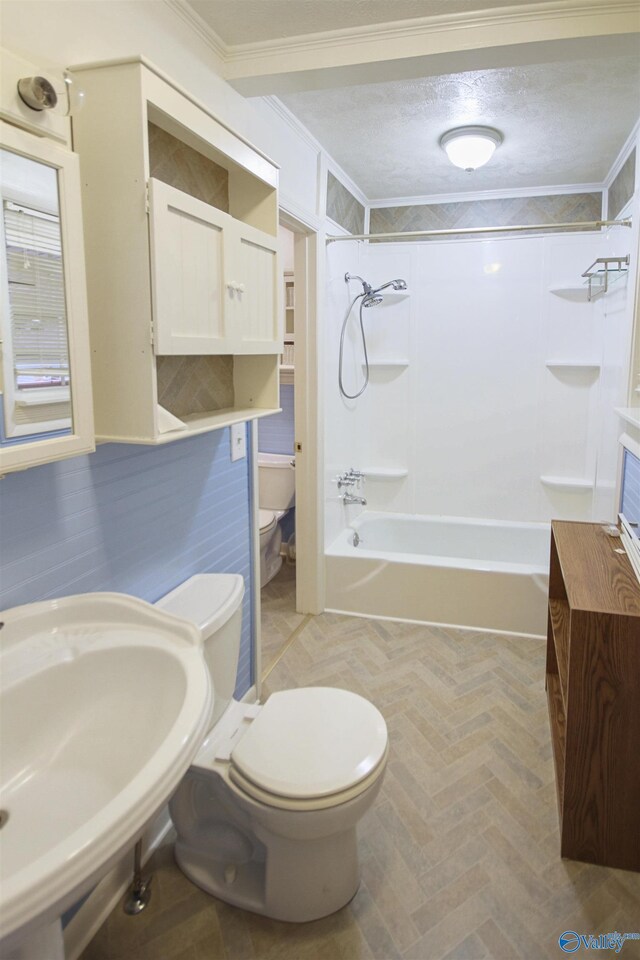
0, 593, 212, 959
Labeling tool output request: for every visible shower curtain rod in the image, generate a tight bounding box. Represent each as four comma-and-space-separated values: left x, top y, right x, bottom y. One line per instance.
326, 218, 632, 243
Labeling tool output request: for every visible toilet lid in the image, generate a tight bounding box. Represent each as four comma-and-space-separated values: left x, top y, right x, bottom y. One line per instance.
231, 687, 388, 799
259, 509, 276, 533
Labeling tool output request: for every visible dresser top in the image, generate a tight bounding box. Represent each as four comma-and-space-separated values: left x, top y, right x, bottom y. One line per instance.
552, 521, 640, 617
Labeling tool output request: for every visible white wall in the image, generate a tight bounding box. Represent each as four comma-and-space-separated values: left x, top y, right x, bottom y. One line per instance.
278, 224, 295, 272
325, 227, 639, 536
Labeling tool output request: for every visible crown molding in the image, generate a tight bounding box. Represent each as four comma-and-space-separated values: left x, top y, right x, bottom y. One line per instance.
163, 0, 227, 65
222, 1, 640, 73
166, 0, 640, 69
368, 183, 605, 207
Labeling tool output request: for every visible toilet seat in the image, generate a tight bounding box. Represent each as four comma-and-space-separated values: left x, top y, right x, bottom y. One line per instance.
259, 509, 277, 534
230, 688, 388, 804
229, 744, 389, 811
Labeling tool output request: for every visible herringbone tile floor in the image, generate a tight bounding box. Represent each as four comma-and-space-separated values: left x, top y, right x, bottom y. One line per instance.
80, 567, 640, 960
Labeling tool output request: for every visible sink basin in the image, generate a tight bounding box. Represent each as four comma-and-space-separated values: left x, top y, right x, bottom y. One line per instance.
0, 593, 212, 954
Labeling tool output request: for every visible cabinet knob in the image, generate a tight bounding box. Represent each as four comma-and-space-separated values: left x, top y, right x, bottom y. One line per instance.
227, 281, 245, 293
237, 283, 245, 293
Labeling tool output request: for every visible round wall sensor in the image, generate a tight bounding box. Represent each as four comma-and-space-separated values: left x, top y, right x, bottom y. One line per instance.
17, 76, 58, 112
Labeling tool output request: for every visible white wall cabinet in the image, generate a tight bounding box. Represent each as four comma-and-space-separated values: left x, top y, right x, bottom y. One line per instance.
71, 57, 281, 444
149, 178, 278, 355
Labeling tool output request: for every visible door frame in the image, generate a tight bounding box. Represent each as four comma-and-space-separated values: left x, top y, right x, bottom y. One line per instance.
278, 206, 324, 615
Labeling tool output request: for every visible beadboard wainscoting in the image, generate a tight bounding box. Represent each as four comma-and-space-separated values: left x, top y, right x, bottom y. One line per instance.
258, 383, 295, 455
0, 426, 254, 696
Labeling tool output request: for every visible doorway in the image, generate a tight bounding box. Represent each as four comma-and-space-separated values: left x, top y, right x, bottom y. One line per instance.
257, 210, 322, 684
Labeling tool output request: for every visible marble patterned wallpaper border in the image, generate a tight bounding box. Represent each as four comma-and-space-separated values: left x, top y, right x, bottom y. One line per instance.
148, 122, 229, 212
369, 192, 603, 240
327, 171, 365, 235
608, 148, 636, 219
156, 355, 234, 417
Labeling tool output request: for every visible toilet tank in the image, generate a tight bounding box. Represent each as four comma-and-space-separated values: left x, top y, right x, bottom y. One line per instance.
156, 574, 245, 727
258, 452, 295, 510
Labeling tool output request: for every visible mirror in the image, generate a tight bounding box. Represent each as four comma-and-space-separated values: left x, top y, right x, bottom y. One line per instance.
0, 121, 93, 474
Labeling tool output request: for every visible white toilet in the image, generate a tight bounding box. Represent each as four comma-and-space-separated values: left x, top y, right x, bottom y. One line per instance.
156, 574, 388, 922
257, 452, 295, 588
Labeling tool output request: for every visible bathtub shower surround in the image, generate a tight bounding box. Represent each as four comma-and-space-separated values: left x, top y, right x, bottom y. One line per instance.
325, 223, 638, 635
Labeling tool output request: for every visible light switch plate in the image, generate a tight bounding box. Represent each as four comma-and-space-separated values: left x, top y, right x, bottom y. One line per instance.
230, 423, 246, 461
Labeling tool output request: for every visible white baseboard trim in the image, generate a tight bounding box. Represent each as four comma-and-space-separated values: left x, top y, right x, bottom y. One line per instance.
63, 808, 172, 960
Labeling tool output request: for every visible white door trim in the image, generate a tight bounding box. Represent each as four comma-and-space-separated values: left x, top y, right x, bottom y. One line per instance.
279, 206, 324, 614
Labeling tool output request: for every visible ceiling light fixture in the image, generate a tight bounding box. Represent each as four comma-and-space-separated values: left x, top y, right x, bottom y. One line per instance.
439, 126, 503, 172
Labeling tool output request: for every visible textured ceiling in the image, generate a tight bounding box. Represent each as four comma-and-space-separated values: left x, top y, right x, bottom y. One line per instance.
279, 56, 640, 198
183, 0, 640, 197
186, 0, 538, 45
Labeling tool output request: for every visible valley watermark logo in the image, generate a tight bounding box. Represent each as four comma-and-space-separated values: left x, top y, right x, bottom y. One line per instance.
559, 931, 640, 954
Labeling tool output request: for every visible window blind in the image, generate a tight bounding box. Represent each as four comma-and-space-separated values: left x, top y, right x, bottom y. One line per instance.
3, 200, 69, 389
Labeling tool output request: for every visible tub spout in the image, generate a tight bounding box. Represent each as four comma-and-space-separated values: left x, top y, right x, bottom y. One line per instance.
343, 492, 367, 506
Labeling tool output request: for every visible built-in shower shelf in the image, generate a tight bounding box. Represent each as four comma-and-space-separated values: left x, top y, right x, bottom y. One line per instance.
615, 407, 640, 429
545, 361, 600, 372
362, 468, 408, 480
361, 359, 409, 369
540, 476, 594, 493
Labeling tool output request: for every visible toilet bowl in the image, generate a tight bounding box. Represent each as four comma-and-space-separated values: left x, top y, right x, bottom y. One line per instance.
258, 508, 284, 587
257, 453, 295, 588
156, 575, 388, 922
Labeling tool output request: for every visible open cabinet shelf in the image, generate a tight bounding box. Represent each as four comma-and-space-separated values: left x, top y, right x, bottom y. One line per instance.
546, 521, 640, 872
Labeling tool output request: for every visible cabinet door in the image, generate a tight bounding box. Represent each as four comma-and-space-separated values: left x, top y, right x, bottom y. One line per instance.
227, 219, 280, 354
149, 178, 232, 354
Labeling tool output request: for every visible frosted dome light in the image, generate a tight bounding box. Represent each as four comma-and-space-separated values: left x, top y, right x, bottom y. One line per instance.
440, 126, 503, 171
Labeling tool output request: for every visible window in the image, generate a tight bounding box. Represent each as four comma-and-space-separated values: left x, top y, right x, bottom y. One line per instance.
2, 199, 71, 436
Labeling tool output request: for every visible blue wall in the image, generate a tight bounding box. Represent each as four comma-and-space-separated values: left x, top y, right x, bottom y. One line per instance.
621, 448, 640, 524
258, 383, 295, 454
0, 425, 254, 696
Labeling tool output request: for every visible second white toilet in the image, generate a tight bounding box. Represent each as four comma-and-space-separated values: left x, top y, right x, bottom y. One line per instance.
257, 452, 295, 587
156, 574, 388, 922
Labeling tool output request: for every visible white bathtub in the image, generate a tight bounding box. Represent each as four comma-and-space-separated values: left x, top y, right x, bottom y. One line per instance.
325, 512, 550, 637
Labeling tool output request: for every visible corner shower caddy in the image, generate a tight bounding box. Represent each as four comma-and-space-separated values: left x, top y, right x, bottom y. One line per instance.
581, 255, 630, 301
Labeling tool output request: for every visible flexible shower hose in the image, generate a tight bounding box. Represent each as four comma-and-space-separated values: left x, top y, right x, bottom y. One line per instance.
338, 293, 370, 399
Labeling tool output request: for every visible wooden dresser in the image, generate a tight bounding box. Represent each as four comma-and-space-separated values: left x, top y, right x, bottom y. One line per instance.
546, 521, 640, 872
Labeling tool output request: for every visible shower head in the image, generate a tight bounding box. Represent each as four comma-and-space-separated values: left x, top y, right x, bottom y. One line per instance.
372, 278, 408, 294
346, 273, 407, 298
363, 295, 384, 307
